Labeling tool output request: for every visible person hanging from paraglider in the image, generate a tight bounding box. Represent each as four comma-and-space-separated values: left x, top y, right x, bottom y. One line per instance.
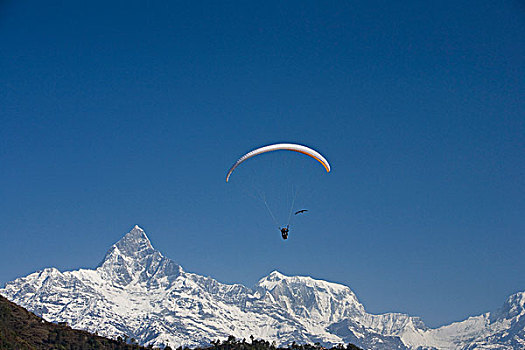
280, 225, 289, 240
279, 209, 307, 240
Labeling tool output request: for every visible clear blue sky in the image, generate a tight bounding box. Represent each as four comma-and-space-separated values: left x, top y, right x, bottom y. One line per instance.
1, 0, 524, 328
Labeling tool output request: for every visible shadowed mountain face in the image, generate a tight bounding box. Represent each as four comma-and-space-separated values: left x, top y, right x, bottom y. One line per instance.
1, 226, 524, 349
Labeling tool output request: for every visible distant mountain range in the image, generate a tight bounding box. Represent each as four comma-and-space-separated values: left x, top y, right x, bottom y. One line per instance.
1, 226, 524, 349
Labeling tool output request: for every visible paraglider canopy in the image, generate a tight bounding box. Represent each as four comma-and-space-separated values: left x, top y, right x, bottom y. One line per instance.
226, 143, 330, 182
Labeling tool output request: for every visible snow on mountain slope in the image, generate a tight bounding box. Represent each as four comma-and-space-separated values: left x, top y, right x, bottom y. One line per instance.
1, 226, 523, 349
255, 271, 365, 324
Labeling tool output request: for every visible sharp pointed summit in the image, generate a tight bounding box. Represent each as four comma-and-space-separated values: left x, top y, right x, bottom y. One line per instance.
98, 225, 181, 286
99, 225, 155, 267
113, 225, 154, 259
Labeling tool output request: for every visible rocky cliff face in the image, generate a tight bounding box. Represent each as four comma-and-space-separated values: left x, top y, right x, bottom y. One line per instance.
1, 226, 523, 349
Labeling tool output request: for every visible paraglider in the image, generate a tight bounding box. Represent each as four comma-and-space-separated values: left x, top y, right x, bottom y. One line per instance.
226, 143, 330, 240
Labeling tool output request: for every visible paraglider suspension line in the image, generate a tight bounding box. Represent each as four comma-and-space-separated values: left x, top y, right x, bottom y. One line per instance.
257, 190, 280, 228
286, 186, 299, 226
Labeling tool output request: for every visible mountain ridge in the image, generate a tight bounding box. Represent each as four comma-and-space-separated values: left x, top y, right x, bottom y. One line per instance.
1, 225, 523, 349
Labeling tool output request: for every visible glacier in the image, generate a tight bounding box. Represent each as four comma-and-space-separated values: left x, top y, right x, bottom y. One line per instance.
1, 225, 523, 349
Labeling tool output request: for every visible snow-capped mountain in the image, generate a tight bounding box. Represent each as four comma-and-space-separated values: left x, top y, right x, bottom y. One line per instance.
1, 226, 523, 349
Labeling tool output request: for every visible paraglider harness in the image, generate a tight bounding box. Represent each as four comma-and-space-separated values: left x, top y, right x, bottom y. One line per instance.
280, 225, 289, 240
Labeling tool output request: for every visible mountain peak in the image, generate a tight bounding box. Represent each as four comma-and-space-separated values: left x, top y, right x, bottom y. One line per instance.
258, 271, 351, 294
114, 225, 154, 258
97, 226, 181, 286
493, 291, 525, 321
268, 270, 285, 279
255, 270, 366, 324
100, 225, 157, 265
